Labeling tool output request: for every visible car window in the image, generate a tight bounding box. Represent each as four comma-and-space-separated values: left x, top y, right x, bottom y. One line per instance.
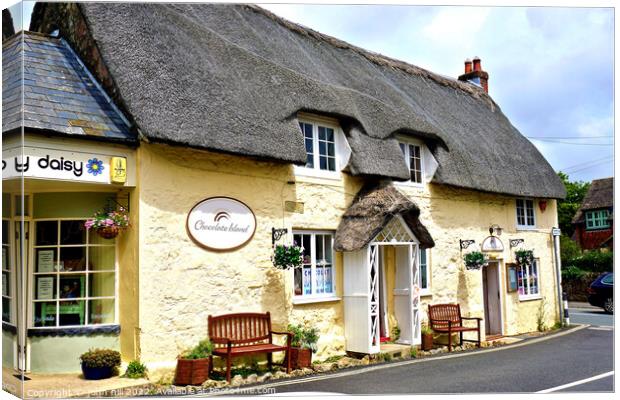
601, 273, 613, 285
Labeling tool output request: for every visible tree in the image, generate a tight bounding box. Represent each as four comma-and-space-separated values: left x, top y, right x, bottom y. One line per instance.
556, 172, 590, 238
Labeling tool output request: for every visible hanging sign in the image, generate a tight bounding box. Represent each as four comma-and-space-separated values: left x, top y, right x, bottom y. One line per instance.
2, 147, 127, 185
187, 197, 256, 251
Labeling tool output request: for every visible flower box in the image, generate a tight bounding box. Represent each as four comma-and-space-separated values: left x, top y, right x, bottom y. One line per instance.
174, 358, 210, 386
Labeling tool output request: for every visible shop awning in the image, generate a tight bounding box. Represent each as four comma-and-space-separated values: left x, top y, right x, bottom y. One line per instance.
334, 181, 435, 252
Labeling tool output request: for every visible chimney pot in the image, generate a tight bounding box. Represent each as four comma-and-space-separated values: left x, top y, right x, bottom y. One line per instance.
464, 58, 472, 74
472, 56, 481, 72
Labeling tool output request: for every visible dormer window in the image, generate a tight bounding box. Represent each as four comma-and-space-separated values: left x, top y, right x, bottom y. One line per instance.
399, 142, 423, 183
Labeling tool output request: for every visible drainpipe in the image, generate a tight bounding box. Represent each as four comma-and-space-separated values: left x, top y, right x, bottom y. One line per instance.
551, 227, 565, 325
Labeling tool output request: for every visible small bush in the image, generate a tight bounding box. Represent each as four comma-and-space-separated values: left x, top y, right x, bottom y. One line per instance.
560, 235, 581, 264
410, 347, 418, 358
536, 299, 547, 332
565, 250, 613, 273
180, 339, 214, 360
322, 354, 344, 363
124, 360, 147, 379
391, 325, 401, 342
287, 324, 320, 353
562, 265, 586, 281
80, 348, 121, 369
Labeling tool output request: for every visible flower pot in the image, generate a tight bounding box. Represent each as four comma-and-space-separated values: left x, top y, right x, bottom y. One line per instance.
97, 226, 120, 239
421, 333, 433, 351
288, 347, 312, 369
81, 364, 114, 380
174, 358, 210, 385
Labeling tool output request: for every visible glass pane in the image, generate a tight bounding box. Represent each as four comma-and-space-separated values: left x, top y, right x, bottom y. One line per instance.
316, 235, 324, 263
2, 297, 10, 322
316, 266, 324, 294
36, 248, 57, 273
14, 195, 29, 217
59, 274, 85, 299
306, 154, 314, 168
60, 220, 86, 245
35, 275, 56, 300
2, 246, 9, 271
89, 246, 115, 271
58, 300, 85, 326
89, 272, 115, 297
2, 220, 8, 245
294, 268, 303, 296
318, 141, 326, 156
34, 301, 57, 327
60, 247, 86, 272
325, 128, 334, 142
328, 157, 335, 171
319, 157, 327, 170
89, 299, 115, 325
327, 142, 335, 157
305, 138, 313, 153
318, 126, 326, 141
324, 236, 332, 263
2, 272, 9, 296
325, 266, 333, 293
301, 235, 311, 264
303, 266, 312, 295
36, 221, 58, 246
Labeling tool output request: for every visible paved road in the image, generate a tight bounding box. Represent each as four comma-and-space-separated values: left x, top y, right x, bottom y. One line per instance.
568, 307, 614, 327
258, 327, 613, 395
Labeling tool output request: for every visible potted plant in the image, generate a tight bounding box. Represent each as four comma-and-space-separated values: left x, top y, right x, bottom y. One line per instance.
80, 348, 121, 380
174, 339, 213, 386
515, 249, 534, 267
272, 243, 304, 270
84, 207, 130, 239
286, 324, 319, 369
463, 251, 487, 270
421, 324, 433, 351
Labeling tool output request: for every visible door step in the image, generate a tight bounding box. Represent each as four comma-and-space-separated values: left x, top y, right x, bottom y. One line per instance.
379, 343, 411, 359
485, 334, 504, 341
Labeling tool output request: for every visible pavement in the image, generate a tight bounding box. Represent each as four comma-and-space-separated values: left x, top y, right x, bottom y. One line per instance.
234, 325, 614, 395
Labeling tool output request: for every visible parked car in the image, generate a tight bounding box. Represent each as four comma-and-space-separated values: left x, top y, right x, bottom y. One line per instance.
587, 272, 613, 314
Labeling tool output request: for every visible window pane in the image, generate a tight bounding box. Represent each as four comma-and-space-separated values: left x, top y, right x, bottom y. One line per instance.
318, 126, 326, 141
35, 275, 56, 300
89, 272, 115, 297
14, 195, 29, 217
294, 268, 303, 296
327, 142, 335, 157
316, 266, 325, 294
36, 248, 57, 273
2, 297, 10, 322
328, 157, 336, 171
89, 247, 115, 271
399, 143, 406, 157
89, 299, 115, 324
325, 265, 333, 293
530, 262, 539, 295
2, 220, 8, 245
303, 266, 312, 295
60, 247, 86, 272
319, 157, 327, 170
58, 300, 85, 326
2, 245, 9, 271
59, 274, 85, 299
324, 236, 332, 263
60, 220, 86, 245
301, 235, 311, 264
36, 221, 58, 246
34, 301, 57, 327
2, 271, 9, 296
316, 235, 324, 263
318, 141, 326, 156
420, 249, 428, 289
306, 154, 314, 168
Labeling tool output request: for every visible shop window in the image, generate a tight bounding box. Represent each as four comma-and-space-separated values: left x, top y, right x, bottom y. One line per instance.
32, 219, 116, 327
516, 199, 536, 229
2, 219, 11, 323
518, 259, 540, 300
585, 209, 610, 230
292, 231, 335, 299
419, 248, 430, 294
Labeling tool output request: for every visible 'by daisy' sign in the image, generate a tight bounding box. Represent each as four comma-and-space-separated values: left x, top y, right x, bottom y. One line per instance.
1, 146, 125, 184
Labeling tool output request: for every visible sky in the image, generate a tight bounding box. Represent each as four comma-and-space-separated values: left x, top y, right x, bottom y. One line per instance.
3, 0, 615, 183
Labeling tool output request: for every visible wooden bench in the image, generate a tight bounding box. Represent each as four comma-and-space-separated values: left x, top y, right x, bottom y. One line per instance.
428, 304, 482, 352
208, 312, 292, 382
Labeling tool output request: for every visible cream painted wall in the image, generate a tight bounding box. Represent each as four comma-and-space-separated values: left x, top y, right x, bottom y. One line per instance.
136, 142, 560, 371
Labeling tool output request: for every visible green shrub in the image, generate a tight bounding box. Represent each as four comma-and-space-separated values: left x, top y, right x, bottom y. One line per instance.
391, 325, 401, 342
80, 348, 121, 369
124, 360, 148, 379
560, 235, 582, 265
562, 265, 586, 281
180, 339, 214, 360
565, 250, 613, 273
322, 354, 344, 363
410, 347, 418, 358
287, 324, 320, 353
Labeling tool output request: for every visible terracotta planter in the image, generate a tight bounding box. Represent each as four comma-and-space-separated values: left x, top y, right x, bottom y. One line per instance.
97, 226, 120, 239
288, 347, 312, 369
174, 358, 210, 385
421, 333, 433, 351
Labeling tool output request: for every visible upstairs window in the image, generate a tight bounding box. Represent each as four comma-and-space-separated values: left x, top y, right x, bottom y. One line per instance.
585, 209, 610, 230
299, 121, 336, 172
399, 142, 423, 184
516, 199, 536, 229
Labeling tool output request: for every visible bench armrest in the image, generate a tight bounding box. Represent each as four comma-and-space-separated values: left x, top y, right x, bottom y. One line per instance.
271, 331, 293, 347
461, 317, 482, 321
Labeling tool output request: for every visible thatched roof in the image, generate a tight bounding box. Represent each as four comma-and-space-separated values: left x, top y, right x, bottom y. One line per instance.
2, 9, 15, 41
334, 181, 434, 252
572, 177, 613, 224
32, 3, 565, 198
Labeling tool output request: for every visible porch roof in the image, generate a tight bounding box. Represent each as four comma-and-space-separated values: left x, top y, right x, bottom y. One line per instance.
334, 181, 435, 252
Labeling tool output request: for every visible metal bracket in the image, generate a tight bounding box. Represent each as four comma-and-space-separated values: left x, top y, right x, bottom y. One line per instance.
104, 193, 130, 213
460, 239, 476, 250
272, 228, 288, 245
509, 239, 525, 248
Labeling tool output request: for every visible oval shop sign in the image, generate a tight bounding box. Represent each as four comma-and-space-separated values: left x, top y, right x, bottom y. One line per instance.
187, 197, 257, 251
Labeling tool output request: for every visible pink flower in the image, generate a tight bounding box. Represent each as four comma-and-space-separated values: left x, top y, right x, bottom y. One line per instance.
84, 220, 95, 230
105, 219, 114, 226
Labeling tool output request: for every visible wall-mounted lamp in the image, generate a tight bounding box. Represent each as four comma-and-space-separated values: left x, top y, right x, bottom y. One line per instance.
509, 239, 525, 248
460, 239, 476, 250
489, 224, 503, 236
272, 227, 288, 245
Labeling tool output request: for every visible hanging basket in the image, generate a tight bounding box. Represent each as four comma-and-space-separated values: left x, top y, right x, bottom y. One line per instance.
97, 226, 120, 239
463, 251, 487, 270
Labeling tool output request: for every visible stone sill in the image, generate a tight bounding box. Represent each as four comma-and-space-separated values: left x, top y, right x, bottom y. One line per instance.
518, 296, 542, 302
292, 296, 341, 305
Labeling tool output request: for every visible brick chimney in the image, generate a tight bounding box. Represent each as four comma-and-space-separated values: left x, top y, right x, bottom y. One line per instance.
458, 56, 489, 93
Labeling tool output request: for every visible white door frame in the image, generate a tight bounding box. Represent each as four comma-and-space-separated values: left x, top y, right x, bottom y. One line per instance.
482, 260, 504, 336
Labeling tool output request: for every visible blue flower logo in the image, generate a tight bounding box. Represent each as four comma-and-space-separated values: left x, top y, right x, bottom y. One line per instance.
86, 158, 104, 176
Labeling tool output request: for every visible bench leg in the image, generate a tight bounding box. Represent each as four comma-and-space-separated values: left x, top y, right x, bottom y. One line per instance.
448, 329, 452, 352
226, 356, 232, 383
267, 353, 273, 371
208, 355, 213, 379
285, 349, 291, 374
459, 332, 463, 347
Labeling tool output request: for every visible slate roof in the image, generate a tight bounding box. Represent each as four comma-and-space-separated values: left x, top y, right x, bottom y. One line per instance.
572, 177, 614, 224
2, 31, 133, 141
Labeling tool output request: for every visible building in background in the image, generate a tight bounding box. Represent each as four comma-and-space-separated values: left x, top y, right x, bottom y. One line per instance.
572, 177, 613, 250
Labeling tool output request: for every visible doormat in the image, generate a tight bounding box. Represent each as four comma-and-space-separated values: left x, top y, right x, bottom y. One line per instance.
13, 374, 31, 381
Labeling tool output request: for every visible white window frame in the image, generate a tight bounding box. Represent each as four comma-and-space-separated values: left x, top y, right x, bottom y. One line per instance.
2, 218, 14, 325
29, 216, 119, 329
294, 115, 343, 180
397, 138, 425, 186
585, 209, 610, 230
518, 259, 541, 301
419, 247, 431, 296
291, 230, 339, 304
516, 198, 536, 230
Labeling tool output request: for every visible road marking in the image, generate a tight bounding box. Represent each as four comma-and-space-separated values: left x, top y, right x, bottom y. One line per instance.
536, 371, 614, 393
587, 326, 613, 331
